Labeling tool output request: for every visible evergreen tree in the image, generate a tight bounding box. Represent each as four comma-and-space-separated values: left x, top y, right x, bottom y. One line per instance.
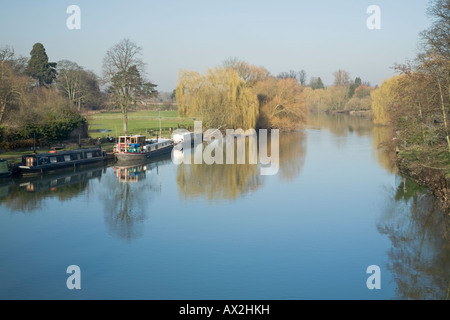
309, 77, 325, 90
316, 77, 324, 89
25, 43, 57, 87
349, 77, 362, 98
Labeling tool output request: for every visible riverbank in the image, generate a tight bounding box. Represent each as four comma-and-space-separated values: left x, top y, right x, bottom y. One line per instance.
396, 147, 450, 213
1, 109, 190, 166
323, 109, 373, 118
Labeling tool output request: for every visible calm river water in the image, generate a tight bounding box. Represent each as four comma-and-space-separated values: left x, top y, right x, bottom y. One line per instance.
0, 113, 448, 300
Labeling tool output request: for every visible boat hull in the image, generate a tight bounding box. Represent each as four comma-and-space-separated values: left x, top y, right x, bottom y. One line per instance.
114, 145, 174, 162
19, 157, 107, 175
0, 172, 12, 179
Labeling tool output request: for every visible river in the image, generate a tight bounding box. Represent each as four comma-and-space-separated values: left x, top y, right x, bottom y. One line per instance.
0, 113, 448, 300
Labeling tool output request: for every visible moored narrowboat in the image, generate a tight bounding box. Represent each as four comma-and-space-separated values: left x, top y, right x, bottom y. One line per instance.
19, 148, 108, 175
113, 135, 174, 162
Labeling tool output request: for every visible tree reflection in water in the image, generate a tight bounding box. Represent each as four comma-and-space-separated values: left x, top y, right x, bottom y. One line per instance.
176, 132, 307, 200
378, 178, 450, 300
1, 167, 103, 213
372, 125, 398, 175
102, 161, 163, 240
308, 112, 374, 137
277, 132, 307, 182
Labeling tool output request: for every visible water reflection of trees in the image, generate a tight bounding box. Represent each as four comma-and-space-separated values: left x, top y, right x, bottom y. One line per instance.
177, 158, 262, 201
378, 179, 450, 299
1, 168, 103, 213
102, 159, 167, 240
309, 112, 398, 175
372, 125, 398, 175
278, 132, 307, 182
308, 112, 374, 137
176, 132, 307, 200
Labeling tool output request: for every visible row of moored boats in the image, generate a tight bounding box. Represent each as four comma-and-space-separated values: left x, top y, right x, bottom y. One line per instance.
0, 133, 189, 177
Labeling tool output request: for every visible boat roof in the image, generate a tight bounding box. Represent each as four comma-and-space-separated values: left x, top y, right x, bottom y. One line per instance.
24, 148, 101, 157
119, 135, 146, 138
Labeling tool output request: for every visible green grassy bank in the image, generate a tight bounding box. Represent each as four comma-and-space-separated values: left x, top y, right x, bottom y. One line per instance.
86, 110, 194, 139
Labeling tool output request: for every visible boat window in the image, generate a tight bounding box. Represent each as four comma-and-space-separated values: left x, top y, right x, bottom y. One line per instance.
120, 137, 126, 143
50, 157, 57, 163
64, 155, 71, 161
86, 152, 92, 159
26, 157, 34, 167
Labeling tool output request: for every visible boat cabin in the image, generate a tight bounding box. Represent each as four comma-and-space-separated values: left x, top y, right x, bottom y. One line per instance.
116, 135, 146, 153
143, 139, 172, 152
21, 148, 104, 168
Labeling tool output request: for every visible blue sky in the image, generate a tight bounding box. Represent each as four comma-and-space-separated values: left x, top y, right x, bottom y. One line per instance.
0, 0, 432, 91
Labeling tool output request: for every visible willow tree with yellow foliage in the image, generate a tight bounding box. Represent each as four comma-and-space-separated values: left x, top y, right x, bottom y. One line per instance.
254, 77, 308, 131
370, 76, 402, 126
176, 67, 259, 130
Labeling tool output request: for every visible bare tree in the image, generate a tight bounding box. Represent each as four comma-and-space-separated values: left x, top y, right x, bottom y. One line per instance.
57, 60, 102, 111
420, 0, 450, 61
0, 47, 29, 122
102, 38, 157, 134
298, 70, 307, 86
57, 60, 83, 109
333, 69, 351, 87
223, 57, 270, 85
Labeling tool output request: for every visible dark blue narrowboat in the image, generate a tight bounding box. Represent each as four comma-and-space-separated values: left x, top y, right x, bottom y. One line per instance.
19, 148, 108, 175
